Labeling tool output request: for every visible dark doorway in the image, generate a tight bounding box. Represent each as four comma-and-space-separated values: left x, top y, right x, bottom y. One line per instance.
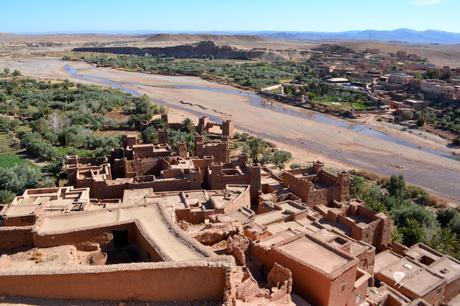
113, 230, 129, 247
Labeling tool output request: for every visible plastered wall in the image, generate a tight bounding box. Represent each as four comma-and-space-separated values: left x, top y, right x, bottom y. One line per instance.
0, 262, 229, 302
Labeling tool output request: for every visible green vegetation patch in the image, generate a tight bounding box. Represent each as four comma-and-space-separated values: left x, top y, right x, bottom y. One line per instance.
0, 152, 36, 169
351, 173, 460, 259
67, 53, 309, 90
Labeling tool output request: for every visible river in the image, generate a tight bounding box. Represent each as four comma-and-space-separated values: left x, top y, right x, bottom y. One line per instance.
11, 60, 460, 201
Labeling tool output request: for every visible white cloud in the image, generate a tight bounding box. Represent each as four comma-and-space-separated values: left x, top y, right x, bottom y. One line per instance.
412, 0, 444, 6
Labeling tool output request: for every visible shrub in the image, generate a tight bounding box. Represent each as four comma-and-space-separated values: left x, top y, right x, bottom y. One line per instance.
388, 175, 405, 197
243, 137, 268, 163
437, 208, 458, 227
142, 125, 159, 144
290, 163, 303, 170
0, 190, 15, 204
180, 118, 195, 133
272, 150, 292, 169
0, 164, 43, 194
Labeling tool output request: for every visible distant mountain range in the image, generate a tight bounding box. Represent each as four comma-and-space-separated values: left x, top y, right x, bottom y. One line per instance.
6, 28, 460, 45
255, 29, 460, 45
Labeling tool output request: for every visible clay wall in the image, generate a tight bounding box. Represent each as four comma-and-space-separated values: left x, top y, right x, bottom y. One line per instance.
209, 175, 249, 190
2, 215, 36, 227
208, 166, 250, 190
0, 261, 230, 303
307, 188, 330, 207
222, 187, 251, 214
358, 220, 380, 246
444, 276, 460, 302
376, 213, 392, 251
75, 175, 94, 189
330, 205, 391, 251
191, 158, 207, 181
281, 172, 310, 203
202, 142, 229, 163
176, 143, 188, 159
33, 223, 137, 249
354, 247, 375, 275
250, 244, 357, 306
420, 283, 445, 306
335, 172, 350, 201
88, 175, 202, 199
122, 135, 138, 148
111, 159, 125, 178
328, 264, 358, 306
158, 129, 168, 145
336, 214, 355, 230
132, 146, 155, 159
0, 226, 33, 253
132, 222, 168, 262
175, 208, 220, 224
124, 158, 168, 177
144, 177, 202, 192
385, 289, 411, 306
281, 167, 350, 206
349, 269, 370, 306
390, 242, 409, 255
319, 171, 337, 186
207, 167, 260, 207
221, 120, 235, 137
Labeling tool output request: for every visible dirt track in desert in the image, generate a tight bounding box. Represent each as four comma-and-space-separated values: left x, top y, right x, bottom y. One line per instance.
1, 56, 459, 202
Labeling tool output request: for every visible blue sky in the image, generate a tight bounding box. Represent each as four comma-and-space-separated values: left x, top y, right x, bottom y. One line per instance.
0, 0, 459, 33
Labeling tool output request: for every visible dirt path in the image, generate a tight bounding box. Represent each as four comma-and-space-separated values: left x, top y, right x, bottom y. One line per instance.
1, 56, 459, 202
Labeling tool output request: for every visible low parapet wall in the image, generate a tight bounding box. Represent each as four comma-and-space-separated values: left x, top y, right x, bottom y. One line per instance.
0, 226, 33, 253
0, 258, 234, 303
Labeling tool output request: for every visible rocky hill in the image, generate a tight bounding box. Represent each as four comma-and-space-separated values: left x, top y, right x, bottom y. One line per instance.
73, 40, 282, 60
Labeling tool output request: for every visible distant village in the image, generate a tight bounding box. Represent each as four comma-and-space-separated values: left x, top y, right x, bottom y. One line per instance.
261, 44, 460, 141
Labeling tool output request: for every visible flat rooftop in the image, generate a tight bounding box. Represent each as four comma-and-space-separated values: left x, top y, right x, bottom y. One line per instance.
427, 256, 460, 284
375, 250, 401, 273
276, 235, 351, 275
149, 185, 249, 212
376, 256, 445, 297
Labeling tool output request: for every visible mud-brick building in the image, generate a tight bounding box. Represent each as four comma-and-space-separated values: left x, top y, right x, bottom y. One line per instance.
250, 231, 371, 306
316, 200, 392, 251
205, 154, 261, 205
194, 135, 229, 163
280, 161, 350, 207
375, 243, 460, 305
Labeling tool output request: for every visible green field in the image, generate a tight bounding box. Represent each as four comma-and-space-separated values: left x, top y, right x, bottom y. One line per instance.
313, 98, 370, 111
0, 152, 36, 169
55, 146, 94, 157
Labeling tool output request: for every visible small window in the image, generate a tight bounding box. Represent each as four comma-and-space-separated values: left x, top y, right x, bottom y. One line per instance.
341, 283, 346, 294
